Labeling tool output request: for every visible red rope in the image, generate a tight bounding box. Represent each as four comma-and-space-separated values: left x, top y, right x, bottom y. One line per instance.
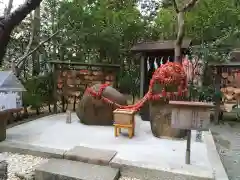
85, 62, 188, 112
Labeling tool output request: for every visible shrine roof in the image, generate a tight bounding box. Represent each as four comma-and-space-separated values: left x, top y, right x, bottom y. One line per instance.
130, 39, 192, 52
0, 71, 26, 91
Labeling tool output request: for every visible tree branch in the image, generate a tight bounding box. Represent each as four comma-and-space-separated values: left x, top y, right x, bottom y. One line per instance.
171, 0, 179, 13
181, 0, 198, 12
16, 10, 69, 67
22, 13, 34, 58
16, 30, 59, 67
5, 0, 43, 29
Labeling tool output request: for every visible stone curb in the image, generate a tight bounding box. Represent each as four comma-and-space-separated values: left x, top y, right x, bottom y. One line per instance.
110, 158, 214, 180
0, 141, 65, 158
35, 158, 120, 180
63, 146, 117, 166
204, 130, 229, 180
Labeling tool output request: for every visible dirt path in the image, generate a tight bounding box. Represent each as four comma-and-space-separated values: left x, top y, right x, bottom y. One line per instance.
210, 122, 240, 180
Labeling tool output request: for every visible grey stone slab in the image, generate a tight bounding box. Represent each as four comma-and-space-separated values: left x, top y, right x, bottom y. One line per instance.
64, 146, 117, 165
204, 131, 229, 180
110, 158, 214, 180
35, 158, 120, 180
0, 141, 65, 158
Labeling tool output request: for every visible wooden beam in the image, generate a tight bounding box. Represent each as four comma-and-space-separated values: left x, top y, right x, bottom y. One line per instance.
49, 61, 120, 69
140, 55, 145, 98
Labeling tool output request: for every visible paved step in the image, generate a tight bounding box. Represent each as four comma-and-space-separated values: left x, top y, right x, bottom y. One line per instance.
35, 158, 120, 180
64, 146, 117, 166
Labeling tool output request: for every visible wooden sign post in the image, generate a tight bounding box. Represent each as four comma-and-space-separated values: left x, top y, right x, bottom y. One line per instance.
169, 101, 214, 164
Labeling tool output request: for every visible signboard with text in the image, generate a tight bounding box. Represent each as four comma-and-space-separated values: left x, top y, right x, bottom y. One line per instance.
170, 101, 213, 131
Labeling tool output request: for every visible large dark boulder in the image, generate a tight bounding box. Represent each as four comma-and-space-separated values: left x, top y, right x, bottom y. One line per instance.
149, 99, 186, 138
149, 82, 187, 139
76, 84, 127, 126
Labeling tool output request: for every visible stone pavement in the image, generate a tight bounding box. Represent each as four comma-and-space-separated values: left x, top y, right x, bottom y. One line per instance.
35, 158, 120, 180
210, 122, 240, 180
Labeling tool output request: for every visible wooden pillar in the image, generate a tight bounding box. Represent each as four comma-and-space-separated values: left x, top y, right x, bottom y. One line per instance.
139, 55, 150, 121
140, 55, 145, 98
52, 63, 57, 113
214, 67, 221, 124
143, 56, 148, 95
115, 68, 120, 89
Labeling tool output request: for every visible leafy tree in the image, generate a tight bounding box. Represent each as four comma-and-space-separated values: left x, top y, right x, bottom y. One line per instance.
154, 0, 240, 62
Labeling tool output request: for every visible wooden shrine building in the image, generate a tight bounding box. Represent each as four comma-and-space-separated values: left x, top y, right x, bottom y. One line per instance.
130, 39, 192, 98
130, 39, 192, 120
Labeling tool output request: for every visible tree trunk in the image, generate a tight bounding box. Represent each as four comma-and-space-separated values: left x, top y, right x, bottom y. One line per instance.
32, 7, 41, 76
0, 0, 43, 65
172, 0, 198, 63
23, 106, 29, 118
0, 30, 11, 64
36, 107, 40, 115
132, 93, 135, 104
174, 11, 185, 63
73, 96, 77, 111
61, 96, 66, 112
48, 103, 52, 113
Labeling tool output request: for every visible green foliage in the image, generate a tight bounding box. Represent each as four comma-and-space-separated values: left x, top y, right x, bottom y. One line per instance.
155, 0, 240, 62
22, 73, 53, 111
118, 59, 140, 96
55, 0, 147, 63
22, 77, 45, 110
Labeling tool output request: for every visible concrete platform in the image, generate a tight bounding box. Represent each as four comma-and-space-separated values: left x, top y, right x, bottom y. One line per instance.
2, 113, 227, 180
110, 158, 214, 180
35, 158, 120, 180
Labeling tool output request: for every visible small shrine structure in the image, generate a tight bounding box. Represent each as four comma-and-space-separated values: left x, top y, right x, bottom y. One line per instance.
0, 71, 26, 108
130, 39, 192, 120
0, 71, 26, 142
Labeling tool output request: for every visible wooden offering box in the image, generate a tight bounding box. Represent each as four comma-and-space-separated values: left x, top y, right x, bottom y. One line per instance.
113, 109, 136, 138
113, 109, 135, 125
169, 101, 214, 130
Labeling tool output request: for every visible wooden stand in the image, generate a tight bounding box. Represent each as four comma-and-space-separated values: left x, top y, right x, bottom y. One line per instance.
0, 108, 22, 142
169, 101, 214, 164
113, 109, 136, 138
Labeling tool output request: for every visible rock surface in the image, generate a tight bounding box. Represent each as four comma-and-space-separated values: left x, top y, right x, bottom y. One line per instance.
149, 100, 186, 138
76, 84, 127, 125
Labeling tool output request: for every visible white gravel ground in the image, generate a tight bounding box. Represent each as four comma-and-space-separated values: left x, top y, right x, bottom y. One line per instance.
0, 152, 48, 180
0, 152, 140, 180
